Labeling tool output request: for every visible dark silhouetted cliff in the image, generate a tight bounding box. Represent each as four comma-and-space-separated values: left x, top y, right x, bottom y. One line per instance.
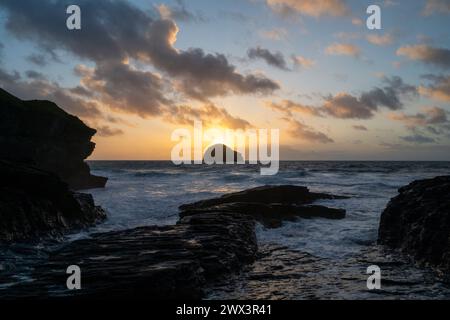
0, 88, 106, 190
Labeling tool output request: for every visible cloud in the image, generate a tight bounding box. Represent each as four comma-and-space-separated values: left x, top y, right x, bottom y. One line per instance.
389, 105, 450, 142
267, 77, 417, 120
165, 104, 251, 130
419, 74, 450, 101
351, 18, 363, 26
156, 0, 206, 23
283, 118, 334, 144
0, 0, 279, 105
389, 106, 449, 140
25, 70, 45, 80
360, 76, 418, 109
325, 43, 361, 57
0, 67, 103, 120
389, 107, 448, 128
0, 42, 4, 62
423, 0, 450, 15
400, 134, 436, 144
334, 31, 361, 41
247, 46, 289, 71
26, 53, 48, 66
265, 101, 333, 143
266, 0, 350, 18
76, 62, 173, 118
321, 93, 373, 119
353, 125, 368, 131
266, 100, 322, 117
291, 55, 316, 69
396, 44, 450, 69
96, 125, 124, 137
383, 0, 399, 7
260, 28, 288, 41
321, 76, 417, 119
367, 33, 395, 46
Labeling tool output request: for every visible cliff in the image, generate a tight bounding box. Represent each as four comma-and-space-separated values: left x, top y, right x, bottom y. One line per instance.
0, 88, 107, 190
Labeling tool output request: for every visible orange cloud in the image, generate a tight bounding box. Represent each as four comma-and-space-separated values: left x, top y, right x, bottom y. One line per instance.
396, 44, 450, 69
165, 104, 252, 130
367, 33, 395, 46
291, 55, 316, 69
419, 75, 450, 101
267, 0, 350, 18
283, 117, 334, 144
325, 43, 361, 57
267, 100, 322, 117
260, 28, 288, 40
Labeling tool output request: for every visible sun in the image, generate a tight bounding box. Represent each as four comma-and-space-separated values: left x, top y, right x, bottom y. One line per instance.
211, 135, 227, 146
203, 126, 228, 147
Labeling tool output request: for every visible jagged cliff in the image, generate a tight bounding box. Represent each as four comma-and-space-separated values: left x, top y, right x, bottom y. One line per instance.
0, 88, 107, 242
0, 88, 106, 190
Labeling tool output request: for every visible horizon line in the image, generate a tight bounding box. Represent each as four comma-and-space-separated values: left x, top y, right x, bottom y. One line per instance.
87, 159, 450, 162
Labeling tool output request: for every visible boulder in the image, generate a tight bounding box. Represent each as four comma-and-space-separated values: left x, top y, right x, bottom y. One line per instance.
378, 176, 450, 272
0, 88, 107, 190
0, 160, 106, 242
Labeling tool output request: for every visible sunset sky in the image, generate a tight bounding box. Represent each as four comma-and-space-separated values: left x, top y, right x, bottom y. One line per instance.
1, 0, 450, 160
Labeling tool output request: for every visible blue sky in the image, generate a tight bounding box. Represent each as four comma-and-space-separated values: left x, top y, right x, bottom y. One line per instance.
0, 0, 450, 160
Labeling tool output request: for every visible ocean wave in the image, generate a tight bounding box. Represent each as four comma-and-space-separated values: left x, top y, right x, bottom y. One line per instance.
133, 170, 180, 178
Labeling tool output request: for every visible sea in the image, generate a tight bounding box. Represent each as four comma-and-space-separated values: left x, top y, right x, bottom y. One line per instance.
2, 161, 450, 299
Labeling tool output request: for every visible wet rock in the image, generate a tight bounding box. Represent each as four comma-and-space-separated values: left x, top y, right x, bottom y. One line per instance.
180, 185, 347, 227
1, 185, 346, 299
0, 88, 107, 190
3, 211, 257, 299
207, 244, 450, 300
378, 176, 450, 272
0, 160, 106, 243
181, 202, 346, 228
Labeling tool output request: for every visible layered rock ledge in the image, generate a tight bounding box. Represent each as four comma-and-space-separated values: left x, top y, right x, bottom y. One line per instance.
0, 88, 106, 190
180, 185, 347, 228
378, 176, 450, 273
3, 185, 347, 299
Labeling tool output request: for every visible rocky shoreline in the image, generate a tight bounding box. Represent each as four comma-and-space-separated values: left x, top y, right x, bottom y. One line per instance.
0, 160, 106, 242
378, 176, 450, 275
2, 88, 450, 299
1, 88, 107, 242
2, 185, 347, 299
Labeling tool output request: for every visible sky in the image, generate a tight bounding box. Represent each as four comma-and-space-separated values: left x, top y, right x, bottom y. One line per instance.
0, 0, 450, 160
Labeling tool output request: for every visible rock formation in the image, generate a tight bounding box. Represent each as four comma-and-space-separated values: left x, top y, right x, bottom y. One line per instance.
0, 88, 107, 190
180, 185, 347, 228
378, 176, 450, 273
2, 185, 347, 299
0, 160, 106, 243
3, 206, 258, 299
203, 144, 245, 163
0, 88, 107, 242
